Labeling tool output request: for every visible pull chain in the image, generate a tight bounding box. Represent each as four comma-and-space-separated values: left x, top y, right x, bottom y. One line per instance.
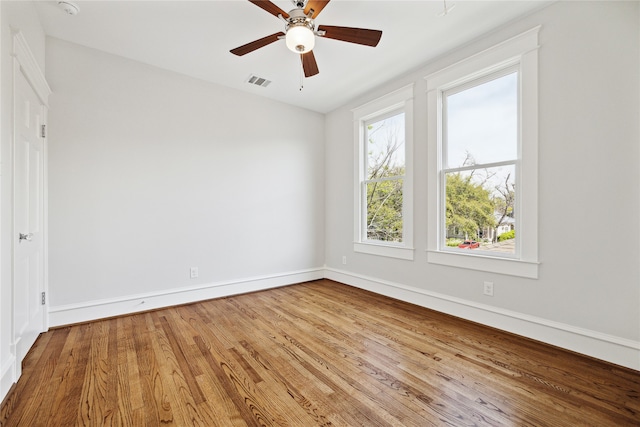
299, 55, 304, 91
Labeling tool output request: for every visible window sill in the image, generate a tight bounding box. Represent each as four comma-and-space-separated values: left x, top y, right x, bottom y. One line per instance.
427, 250, 539, 279
354, 242, 414, 260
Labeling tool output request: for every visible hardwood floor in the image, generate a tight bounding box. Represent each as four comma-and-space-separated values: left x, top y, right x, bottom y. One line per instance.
1, 279, 638, 426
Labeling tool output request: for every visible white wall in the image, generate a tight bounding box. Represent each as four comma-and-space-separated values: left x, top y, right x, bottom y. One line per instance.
46, 38, 325, 323
0, 0, 47, 403
325, 1, 640, 369
2, 3, 638, 409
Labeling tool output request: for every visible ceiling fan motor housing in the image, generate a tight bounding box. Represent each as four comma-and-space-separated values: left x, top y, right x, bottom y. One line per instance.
285, 8, 316, 53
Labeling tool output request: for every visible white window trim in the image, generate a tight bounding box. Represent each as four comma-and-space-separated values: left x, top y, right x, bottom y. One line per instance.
352, 84, 414, 260
425, 27, 540, 279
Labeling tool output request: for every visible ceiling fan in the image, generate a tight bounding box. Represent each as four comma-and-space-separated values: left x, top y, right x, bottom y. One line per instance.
230, 0, 383, 78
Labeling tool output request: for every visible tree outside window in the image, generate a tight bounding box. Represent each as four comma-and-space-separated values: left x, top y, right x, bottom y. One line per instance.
443, 70, 518, 253
426, 27, 539, 277
364, 112, 405, 243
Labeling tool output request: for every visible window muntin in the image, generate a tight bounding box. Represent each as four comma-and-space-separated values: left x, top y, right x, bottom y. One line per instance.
441, 70, 518, 256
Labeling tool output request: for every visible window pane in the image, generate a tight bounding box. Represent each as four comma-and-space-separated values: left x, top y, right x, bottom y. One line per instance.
446, 72, 517, 168
366, 178, 403, 242
445, 165, 515, 253
366, 112, 405, 180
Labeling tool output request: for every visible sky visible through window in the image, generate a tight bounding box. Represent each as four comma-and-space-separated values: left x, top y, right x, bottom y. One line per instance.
444, 71, 518, 250
446, 72, 518, 168
366, 112, 405, 179
365, 112, 405, 243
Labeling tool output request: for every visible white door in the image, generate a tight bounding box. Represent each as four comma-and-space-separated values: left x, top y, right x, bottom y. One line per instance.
13, 67, 47, 373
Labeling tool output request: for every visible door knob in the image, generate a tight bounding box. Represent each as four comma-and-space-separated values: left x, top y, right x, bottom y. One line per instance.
19, 233, 33, 242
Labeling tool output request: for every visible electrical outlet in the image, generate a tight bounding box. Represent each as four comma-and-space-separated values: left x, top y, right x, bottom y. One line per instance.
483, 281, 494, 296
342, 256, 347, 265
190, 267, 199, 279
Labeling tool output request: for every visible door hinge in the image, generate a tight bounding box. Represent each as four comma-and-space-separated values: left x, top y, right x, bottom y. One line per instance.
41, 124, 46, 138
41, 292, 46, 305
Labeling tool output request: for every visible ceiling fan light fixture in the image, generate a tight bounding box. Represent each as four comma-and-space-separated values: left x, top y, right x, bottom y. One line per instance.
286, 25, 315, 53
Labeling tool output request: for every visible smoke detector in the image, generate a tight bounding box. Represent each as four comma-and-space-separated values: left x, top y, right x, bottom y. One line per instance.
57, 1, 79, 16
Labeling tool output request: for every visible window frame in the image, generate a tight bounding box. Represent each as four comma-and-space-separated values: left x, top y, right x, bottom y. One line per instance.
425, 27, 540, 278
353, 84, 414, 260
441, 66, 519, 259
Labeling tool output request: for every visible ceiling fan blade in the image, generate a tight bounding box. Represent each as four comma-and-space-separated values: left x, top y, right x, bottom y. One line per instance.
230, 32, 285, 56
304, 0, 330, 18
301, 51, 319, 77
248, 0, 289, 19
317, 25, 382, 47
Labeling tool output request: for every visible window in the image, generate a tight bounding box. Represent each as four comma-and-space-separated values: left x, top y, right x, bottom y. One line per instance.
443, 68, 518, 255
353, 85, 414, 260
364, 111, 405, 242
426, 27, 540, 278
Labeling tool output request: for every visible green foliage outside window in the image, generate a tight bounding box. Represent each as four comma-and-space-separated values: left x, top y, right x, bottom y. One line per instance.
497, 230, 515, 241
445, 172, 496, 241
364, 114, 405, 243
366, 170, 403, 242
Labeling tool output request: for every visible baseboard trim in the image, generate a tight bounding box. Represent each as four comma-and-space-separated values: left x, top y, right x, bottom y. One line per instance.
49, 268, 324, 327
46, 266, 640, 370
0, 355, 16, 405
324, 267, 640, 371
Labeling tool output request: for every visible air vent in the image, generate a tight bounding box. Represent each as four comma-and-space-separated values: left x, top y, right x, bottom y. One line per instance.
246, 75, 272, 88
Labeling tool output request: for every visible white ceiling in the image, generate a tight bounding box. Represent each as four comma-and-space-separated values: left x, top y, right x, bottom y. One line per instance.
34, 0, 551, 113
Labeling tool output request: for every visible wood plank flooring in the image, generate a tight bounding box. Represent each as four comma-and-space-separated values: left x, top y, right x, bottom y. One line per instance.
1, 279, 639, 426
